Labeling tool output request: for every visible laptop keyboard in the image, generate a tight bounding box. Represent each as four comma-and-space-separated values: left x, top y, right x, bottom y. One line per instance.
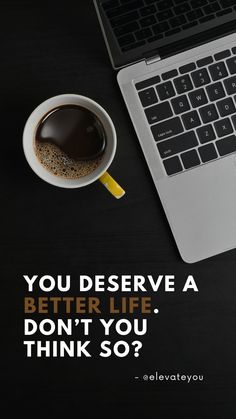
135, 47, 236, 175
102, 0, 236, 53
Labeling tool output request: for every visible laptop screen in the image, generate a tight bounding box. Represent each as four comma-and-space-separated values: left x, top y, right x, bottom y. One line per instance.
94, 0, 236, 68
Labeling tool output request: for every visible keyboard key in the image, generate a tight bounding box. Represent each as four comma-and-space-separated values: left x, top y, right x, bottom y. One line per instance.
224, 76, 236, 95
217, 97, 236, 117
162, 69, 178, 81
163, 156, 183, 176
192, 1, 206, 9
182, 110, 201, 129
151, 117, 184, 141
171, 95, 190, 114
232, 114, 236, 129
158, 0, 174, 10
174, 75, 193, 94
138, 88, 158, 107
214, 49, 231, 61
145, 101, 173, 124
220, 0, 236, 6
135, 28, 152, 40
197, 56, 213, 67
216, 8, 233, 18
209, 62, 228, 81
114, 22, 140, 37
206, 82, 226, 101
111, 11, 139, 28
204, 3, 220, 13
140, 4, 156, 16
135, 75, 161, 90
174, 3, 191, 14
118, 33, 135, 47
181, 149, 201, 169
169, 15, 186, 28
191, 68, 211, 87
232, 47, 236, 55
226, 56, 236, 74
199, 143, 218, 163
189, 88, 208, 108
199, 104, 219, 123
140, 15, 156, 27
197, 124, 216, 144
214, 118, 233, 138
179, 63, 196, 74
157, 9, 174, 21
157, 131, 198, 158
166, 28, 181, 37
103, 0, 120, 10
199, 15, 215, 24
156, 81, 175, 100
153, 22, 170, 34
187, 8, 203, 21
107, 0, 144, 18
216, 135, 236, 156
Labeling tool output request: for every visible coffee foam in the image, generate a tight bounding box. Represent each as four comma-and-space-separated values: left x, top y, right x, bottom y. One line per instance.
34, 141, 102, 179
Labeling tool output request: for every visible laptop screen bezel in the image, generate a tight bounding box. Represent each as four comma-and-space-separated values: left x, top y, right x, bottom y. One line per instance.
94, 0, 236, 69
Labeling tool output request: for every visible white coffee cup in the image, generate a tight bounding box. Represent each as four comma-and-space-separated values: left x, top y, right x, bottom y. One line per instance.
23, 94, 125, 198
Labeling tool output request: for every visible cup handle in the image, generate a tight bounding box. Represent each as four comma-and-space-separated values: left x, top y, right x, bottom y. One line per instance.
99, 172, 125, 199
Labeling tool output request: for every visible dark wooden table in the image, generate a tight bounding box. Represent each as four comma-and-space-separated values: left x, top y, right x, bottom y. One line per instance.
1, 1, 236, 417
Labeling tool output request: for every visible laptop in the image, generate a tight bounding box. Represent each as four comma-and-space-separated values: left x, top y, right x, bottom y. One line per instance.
94, 0, 236, 263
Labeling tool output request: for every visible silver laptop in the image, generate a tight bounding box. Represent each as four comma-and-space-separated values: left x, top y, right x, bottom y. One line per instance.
94, 0, 236, 263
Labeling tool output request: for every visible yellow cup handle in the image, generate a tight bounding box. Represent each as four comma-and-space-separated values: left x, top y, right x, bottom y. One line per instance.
99, 172, 125, 199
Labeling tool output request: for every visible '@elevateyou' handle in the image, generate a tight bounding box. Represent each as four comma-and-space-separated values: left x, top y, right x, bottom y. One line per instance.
99, 172, 125, 199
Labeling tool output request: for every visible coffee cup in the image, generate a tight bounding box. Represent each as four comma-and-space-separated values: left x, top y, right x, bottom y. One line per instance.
23, 94, 125, 198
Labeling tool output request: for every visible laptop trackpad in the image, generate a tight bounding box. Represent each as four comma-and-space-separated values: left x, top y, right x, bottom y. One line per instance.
159, 155, 236, 263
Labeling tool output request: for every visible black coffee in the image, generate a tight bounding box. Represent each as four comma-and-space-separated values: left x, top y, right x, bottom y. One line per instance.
35, 105, 106, 179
